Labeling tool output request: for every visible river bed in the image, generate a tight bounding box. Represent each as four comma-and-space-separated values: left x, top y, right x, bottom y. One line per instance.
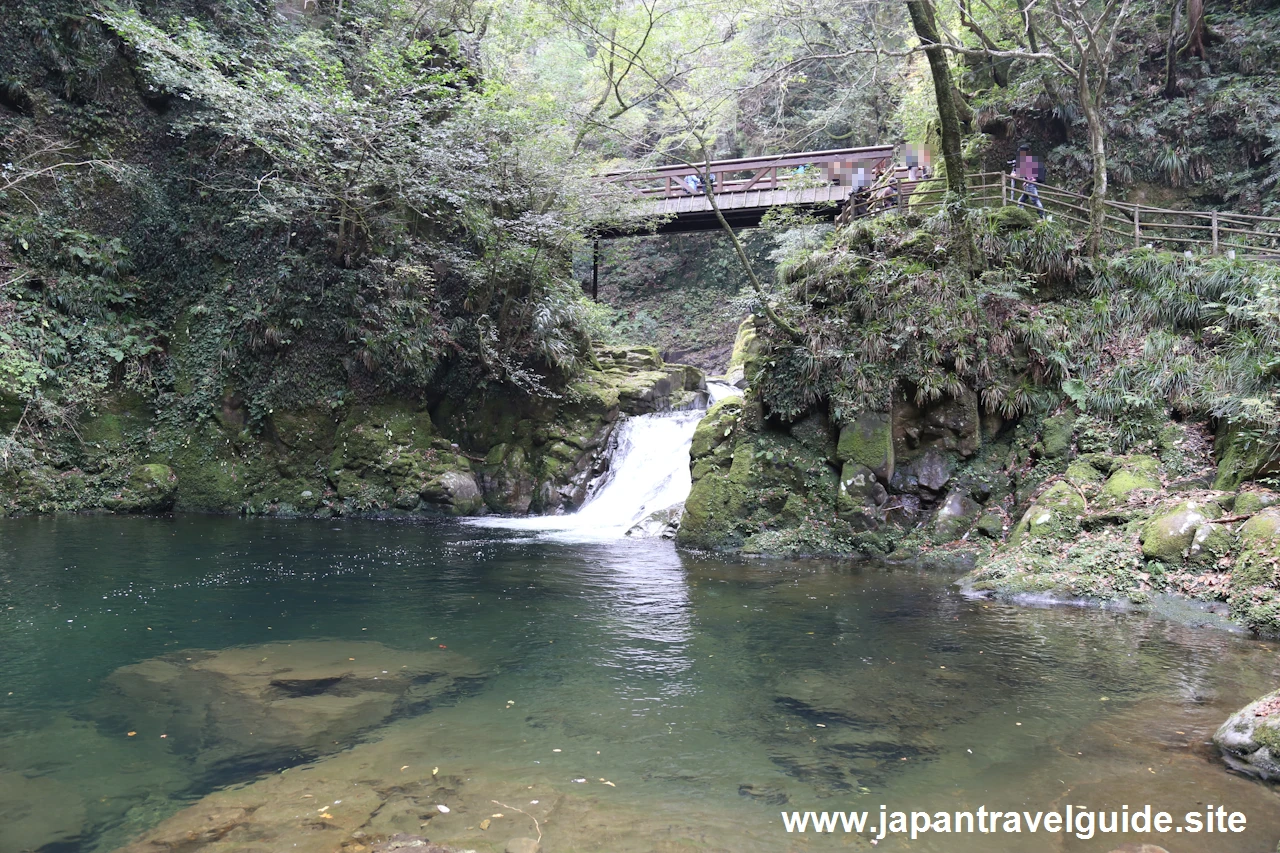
2, 514, 1279, 853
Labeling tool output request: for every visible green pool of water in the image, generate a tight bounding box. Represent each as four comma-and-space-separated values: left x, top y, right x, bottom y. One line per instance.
2, 515, 1279, 852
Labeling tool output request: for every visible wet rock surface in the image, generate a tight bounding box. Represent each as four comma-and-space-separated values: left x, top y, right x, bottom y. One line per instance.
1214, 688, 1280, 781
95, 641, 484, 773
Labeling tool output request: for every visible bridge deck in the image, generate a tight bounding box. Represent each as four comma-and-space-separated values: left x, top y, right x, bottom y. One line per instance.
608, 184, 854, 236
597, 145, 896, 237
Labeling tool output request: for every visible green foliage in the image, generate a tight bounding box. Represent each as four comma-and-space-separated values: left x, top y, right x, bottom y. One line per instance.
757, 210, 1280, 475
758, 209, 1078, 422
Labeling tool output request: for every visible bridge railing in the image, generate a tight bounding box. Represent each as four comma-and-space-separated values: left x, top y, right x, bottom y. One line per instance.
840, 170, 1280, 259
605, 146, 896, 200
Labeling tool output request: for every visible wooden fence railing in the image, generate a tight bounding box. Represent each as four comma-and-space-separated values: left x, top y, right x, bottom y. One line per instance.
838, 170, 1280, 260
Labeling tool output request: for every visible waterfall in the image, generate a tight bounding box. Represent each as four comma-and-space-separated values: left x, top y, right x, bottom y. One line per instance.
472, 381, 742, 542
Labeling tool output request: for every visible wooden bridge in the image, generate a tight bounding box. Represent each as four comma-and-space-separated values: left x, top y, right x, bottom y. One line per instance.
597, 145, 896, 236
588, 147, 1279, 295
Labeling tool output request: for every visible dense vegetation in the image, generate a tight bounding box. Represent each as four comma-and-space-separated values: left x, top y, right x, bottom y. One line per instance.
0, 0, 1278, 532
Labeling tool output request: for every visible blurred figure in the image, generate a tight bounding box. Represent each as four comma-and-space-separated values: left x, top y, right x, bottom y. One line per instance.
1011, 143, 1045, 218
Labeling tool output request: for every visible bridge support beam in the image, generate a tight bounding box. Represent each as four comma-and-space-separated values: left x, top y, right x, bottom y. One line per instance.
591, 237, 599, 301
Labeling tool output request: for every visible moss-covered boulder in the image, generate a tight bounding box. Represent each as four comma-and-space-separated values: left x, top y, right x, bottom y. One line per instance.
836, 411, 893, 484
104, 464, 178, 513
1065, 458, 1105, 491
1010, 480, 1086, 543
975, 508, 1006, 539
1232, 508, 1280, 589
1234, 490, 1279, 517
1229, 509, 1280, 634
1214, 427, 1280, 491
933, 491, 982, 542
1140, 499, 1221, 562
1097, 455, 1162, 508
1187, 522, 1233, 567
1040, 412, 1076, 461
1214, 689, 1280, 781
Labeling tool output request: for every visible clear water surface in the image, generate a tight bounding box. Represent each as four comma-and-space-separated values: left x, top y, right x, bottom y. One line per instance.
2, 515, 1279, 853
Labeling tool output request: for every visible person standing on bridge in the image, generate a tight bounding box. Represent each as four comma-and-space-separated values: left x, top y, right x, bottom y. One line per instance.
683, 173, 703, 195
1011, 143, 1046, 218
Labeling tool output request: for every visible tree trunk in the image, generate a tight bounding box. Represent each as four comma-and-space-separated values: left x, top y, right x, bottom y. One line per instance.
905, 0, 967, 197
1078, 82, 1108, 256
1185, 0, 1206, 59
1164, 0, 1182, 97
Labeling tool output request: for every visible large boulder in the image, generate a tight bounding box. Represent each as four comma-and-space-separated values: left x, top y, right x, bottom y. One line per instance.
1214, 689, 1280, 781
1040, 412, 1077, 460
836, 411, 894, 484
1097, 455, 1162, 508
892, 447, 952, 494
1228, 508, 1280, 635
1214, 426, 1280, 491
95, 641, 483, 771
933, 491, 982, 542
1234, 490, 1279, 516
1010, 480, 1085, 543
1140, 499, 1221, 562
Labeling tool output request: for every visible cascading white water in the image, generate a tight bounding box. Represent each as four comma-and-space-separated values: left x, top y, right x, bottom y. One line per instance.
472, 381, 742, 542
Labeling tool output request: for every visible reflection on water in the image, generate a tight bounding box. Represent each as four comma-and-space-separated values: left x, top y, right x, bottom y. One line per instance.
1, 516, 1279, 853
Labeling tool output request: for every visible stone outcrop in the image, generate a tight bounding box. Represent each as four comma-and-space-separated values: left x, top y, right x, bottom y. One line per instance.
1214, 688, 1280, 781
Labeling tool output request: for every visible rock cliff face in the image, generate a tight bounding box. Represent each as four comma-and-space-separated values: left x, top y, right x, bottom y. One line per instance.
680, 317, 1280, 638
0, 346, 705, 519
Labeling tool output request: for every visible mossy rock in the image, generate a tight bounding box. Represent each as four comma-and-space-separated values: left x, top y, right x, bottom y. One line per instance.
789, 410, 837, 464
1214, 689, 1280, 781
1232, 508, 1280, 589
725, 315, 764, 387
933, 491, 982, 542
166, 422, 266, 511
1228, 509, 1280, 634
1009, 480, 1085, 543
1097, 455, 1162, 507
1214, 427, 1280, 491
975, 509, 1005, 539
1040, 412, 1076, 461
104, 464, 178, 513
690, 398, 742, 461
1234, 490, 1279, 517
988, 205, 1040, 233
1065, 459, 1104, 490
836, 411, 894, 484
679, 424, 843, 553
1188, 522, 1233, 567
1139, 499, 1221, 563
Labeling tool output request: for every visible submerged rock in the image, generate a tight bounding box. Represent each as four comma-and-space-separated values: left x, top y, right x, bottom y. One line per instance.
505, 839, 542, 853
1214, 689, 1280, 781
96, 640, 483, 771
